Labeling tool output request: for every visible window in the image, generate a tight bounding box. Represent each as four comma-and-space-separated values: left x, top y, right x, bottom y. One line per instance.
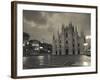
78, 49, 80, 54
56, 51, 57, 55
73, 44, 74, 47
66, 40, 68, 44
66, 32, 68, 37
78, 43, 80, 47
73, 50, 75, 55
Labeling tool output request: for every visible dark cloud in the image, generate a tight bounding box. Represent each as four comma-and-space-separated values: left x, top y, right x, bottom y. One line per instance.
23, 10, 47, 25
23, 10, 90, 43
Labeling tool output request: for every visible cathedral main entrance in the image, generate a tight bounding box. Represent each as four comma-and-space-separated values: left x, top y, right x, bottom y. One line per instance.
66, 49, 68, 55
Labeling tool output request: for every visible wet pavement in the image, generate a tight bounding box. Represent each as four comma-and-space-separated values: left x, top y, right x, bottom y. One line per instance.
23, 54, 91, 69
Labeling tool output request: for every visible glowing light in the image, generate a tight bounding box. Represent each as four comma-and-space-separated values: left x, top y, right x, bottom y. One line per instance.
86, 35, 91, 39
27, 42, 29, 45
48, 50, 50, 52
83, 43, 88, 46
83, 62, 89, 66
40, 46, 43, 49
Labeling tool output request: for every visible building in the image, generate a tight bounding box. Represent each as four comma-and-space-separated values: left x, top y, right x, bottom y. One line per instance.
23, 32, 30, 56
52, 22, 85, 55
23, 39, 52, 56
39, 42, 52, 54
28, 40, 40, 55
84, 35, 91, 56
23, 32, 30, 46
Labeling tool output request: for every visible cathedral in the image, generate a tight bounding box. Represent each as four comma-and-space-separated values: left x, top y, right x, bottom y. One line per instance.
52, 22, 85, 55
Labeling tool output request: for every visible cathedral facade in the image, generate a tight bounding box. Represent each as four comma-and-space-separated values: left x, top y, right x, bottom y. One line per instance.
52, 22, 85, 55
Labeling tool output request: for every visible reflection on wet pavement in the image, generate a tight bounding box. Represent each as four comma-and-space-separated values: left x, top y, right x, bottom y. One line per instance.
23, 54, 91, 69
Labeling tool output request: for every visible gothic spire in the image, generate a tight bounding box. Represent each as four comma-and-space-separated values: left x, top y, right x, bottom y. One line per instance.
69, 21, 73, 27
53, 32, 55, 40
57, 26, 60, 39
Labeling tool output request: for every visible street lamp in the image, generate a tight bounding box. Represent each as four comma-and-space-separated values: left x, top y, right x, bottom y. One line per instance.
83, 61, 89, 66
86, 35, 91, 39
40, 46, 43, 49
83, 43, 88, 46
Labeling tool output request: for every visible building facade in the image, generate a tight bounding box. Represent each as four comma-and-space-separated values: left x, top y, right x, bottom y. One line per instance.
52, 22, 85, 55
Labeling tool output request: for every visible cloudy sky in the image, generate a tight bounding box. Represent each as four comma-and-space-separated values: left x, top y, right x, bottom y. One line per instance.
23, 10, 90, 44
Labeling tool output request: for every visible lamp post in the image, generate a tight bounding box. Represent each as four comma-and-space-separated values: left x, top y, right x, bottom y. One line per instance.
83, 35, 91, 56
